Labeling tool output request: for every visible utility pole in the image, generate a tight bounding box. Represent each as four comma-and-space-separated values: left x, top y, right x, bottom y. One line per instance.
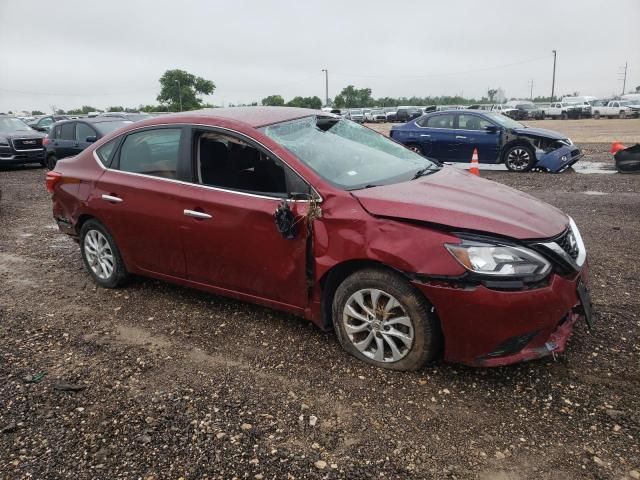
529, 79, 534, 100
175, 79, 183, 111
551, 50, 557, 101
619, 62, 628, 95
321, 69, 329, 107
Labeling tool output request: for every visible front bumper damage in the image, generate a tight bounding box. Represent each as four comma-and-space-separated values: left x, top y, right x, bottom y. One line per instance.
534, 145, 583, 173
411, 262, 590, 367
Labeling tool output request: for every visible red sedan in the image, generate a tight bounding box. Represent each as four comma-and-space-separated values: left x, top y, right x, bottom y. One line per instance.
47, 107, 592, 370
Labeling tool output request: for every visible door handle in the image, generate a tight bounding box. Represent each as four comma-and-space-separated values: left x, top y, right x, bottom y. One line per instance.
184, 209, 212, 220
420, 134, 431, 137
455, 135, 467, 139
101, 194, 123, 203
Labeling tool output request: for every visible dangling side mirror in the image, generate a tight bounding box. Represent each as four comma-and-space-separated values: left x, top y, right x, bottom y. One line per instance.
274, 201, 297, 239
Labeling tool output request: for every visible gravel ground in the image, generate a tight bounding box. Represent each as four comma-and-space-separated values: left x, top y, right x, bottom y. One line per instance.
1, 165, 639, 480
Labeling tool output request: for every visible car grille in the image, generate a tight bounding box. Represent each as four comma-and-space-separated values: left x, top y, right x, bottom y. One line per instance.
571, 148, 580, 158
12, 138, 43, 151
555, 230, 579, 260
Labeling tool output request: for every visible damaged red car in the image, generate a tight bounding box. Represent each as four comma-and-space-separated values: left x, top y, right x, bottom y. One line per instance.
47, 107, 592, 370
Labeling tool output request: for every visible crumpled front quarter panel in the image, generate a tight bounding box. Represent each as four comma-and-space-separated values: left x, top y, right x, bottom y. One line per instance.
313, 193, 466, 281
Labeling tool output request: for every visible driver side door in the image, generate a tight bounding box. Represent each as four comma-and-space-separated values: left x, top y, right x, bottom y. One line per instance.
179, 127, 312, 312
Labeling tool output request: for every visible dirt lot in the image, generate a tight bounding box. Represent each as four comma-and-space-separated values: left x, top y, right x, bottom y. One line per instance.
1, 141, 639, 477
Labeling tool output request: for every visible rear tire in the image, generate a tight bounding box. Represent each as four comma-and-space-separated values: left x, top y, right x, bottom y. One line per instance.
332, 269, 440, 371
80, 219, 128, 288
504, 144, 535, 172
46, 155, 57, 170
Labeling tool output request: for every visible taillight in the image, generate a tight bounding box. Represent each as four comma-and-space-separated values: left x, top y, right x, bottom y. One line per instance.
43, 137, 51, 146
45, 171, 63, 193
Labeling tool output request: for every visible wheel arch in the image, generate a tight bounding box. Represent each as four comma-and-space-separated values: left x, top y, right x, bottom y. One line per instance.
318, 259, 431, 330
501, 138, 534, 162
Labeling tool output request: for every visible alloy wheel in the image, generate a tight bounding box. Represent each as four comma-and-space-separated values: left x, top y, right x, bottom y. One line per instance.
83, 230, 115, 280
506, 148, 531, 171
342, 288, 414, 363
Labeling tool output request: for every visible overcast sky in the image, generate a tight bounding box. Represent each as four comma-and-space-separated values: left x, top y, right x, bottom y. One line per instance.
1, 0, 638, 113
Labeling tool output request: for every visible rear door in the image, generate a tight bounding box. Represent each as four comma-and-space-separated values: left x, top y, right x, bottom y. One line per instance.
72, 122, 98, 156
420, 113, 455, 161
91, 126, 190, 278
54, 122, 77, 159
451, 113, 501, 163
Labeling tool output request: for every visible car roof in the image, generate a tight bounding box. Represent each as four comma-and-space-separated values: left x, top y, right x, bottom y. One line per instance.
171, 106, 326, 127
55, 117, 132, 125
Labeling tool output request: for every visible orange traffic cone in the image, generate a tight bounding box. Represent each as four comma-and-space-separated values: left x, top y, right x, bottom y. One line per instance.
469, 148, 480, 176
610, 141, 626, 154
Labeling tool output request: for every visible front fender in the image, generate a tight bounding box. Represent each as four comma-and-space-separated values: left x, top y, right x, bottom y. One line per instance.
534, 145, 582, 173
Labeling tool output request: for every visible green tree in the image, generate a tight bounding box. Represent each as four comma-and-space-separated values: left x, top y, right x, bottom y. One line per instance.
487, 89, 498, 102
107, 106, 124, 112
157, 69, 215, 112
31, 110, 45, 115
333, 85, 373, 108
286, 96, 322, 109
261, 95, 285, 106
635, 85, 640, 93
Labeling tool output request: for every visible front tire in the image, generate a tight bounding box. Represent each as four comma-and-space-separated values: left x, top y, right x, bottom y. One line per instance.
80, 220, 128, 288
332, 269, 440, 371
504, 144, 535, 172
619, 111, 626, 119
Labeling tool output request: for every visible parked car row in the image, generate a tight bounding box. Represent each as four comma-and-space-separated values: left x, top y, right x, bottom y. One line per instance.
0, 112, 150, 168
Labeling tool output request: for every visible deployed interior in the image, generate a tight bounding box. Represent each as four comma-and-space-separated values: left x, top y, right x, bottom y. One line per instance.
196, 132, 289, 195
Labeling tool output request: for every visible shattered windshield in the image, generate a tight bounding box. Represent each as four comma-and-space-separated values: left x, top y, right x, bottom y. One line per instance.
260, 116, 440, 190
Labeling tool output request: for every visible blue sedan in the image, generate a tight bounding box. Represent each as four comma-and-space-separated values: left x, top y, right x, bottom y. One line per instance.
389, 110, 583, 172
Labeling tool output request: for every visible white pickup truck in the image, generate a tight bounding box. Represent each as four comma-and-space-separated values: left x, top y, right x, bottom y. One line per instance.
545, 102, 582, 119
592, 100, 640, 119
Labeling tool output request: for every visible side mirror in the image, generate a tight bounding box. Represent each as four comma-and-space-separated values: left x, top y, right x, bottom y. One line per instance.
86, 136, 97, 143
485, 125, 499, 133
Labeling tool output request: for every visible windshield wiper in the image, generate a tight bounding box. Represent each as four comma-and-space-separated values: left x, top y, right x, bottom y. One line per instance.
412, 166, 439, 180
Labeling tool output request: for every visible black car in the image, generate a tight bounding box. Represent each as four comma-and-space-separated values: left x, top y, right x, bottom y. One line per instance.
0, 116, 46, 167
512, 102, 545, 120
28, 115, 69, 133
395, 107, 422, 123
44, 118, 132, 169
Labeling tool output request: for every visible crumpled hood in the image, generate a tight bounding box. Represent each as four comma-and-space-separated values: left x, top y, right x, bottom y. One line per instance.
510, 127, 566, 140
352, 167, 569, 240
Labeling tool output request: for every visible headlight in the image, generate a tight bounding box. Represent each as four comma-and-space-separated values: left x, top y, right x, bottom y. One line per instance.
445, 241, 551, 277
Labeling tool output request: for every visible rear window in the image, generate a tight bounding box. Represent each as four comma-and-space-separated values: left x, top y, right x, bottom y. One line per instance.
117, 128, 181, 179
95, 138, 119, 167
60, 123, 75, 140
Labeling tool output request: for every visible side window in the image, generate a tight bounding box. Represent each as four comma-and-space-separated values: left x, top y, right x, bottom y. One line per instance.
457, 114, 493, 130
425, 114, 454, 129
52, 125, 62, 139
118, 128, 181, 179
76, 123, 96, 142
96, 138, 119, 167
415, 116, 429, 127
60, 123, 76, 140
196, 131, 302, 197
